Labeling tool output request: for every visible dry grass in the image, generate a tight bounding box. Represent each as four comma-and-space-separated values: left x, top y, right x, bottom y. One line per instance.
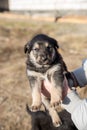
0, 13, 87, 130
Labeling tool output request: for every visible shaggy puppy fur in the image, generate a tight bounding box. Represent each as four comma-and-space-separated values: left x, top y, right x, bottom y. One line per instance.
26, 105, 77, 130
24, 34, 68, 126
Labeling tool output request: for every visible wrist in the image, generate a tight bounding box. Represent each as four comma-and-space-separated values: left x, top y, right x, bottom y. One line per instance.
62, 90, 82, 114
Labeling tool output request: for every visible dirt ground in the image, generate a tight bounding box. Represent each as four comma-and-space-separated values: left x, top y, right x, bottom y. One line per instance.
0, 12, 87, 130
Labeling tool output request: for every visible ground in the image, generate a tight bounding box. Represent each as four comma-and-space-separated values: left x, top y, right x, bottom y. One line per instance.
0, 12, 87, 130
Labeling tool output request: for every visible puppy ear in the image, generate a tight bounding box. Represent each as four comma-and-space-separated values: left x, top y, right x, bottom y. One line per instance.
51, 38, 59, 49
24, 42, 31, 54
24, 44, 28, 53
54, 40, 59, 49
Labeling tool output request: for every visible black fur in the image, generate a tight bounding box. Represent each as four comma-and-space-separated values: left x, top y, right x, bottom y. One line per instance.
26, 105, 77, 130
24, 34, 59, 54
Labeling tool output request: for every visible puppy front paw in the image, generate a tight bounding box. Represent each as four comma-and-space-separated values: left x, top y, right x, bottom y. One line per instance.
31, 103, 41, 112
50, 96, 61, 108
50, 101, 61, 108
50, 87, 62, 108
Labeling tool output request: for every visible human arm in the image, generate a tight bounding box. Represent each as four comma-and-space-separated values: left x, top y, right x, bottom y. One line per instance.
62, 59, 87, 130
67, 59, 87, 87
41, 59, 87, 129
62, 87, 87, 130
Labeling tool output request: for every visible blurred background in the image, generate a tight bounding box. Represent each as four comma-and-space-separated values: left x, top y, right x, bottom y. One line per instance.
0, 0, 87, 130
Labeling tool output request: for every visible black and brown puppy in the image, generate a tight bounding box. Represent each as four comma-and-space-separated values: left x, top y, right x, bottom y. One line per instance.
26, 105, 77, 130
24, 34, 68, 127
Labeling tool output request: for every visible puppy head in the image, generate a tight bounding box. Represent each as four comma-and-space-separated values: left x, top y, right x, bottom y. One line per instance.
24, 34, 59, 66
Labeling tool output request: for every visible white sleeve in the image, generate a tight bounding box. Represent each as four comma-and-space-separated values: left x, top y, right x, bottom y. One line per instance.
62, 59, 87, 130
62, 91, 87, 130
72, 99, 87, 130
73, 59, 87, 87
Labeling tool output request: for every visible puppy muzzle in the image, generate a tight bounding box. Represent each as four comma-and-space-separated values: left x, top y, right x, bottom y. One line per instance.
37, 54, 49, 65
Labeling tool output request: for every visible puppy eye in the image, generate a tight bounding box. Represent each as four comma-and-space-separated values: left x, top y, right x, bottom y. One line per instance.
47, 46, 52, 50
33, 48, 39, 51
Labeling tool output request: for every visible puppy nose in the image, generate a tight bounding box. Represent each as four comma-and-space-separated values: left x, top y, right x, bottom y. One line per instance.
41, 55, 47, 61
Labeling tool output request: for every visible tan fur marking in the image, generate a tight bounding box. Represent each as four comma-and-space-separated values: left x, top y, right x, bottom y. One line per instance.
31, 81, 42, 111
50, 86, 62, 106
34, 42, 39, 49
45, 42, 49, 47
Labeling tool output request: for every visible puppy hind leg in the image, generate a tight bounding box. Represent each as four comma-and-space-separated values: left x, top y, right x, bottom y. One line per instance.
42, 94, 62, 127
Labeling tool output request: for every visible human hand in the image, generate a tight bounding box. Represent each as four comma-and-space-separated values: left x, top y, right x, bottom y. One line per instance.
41, 80, 51, 98
62, 77, 72, 100
41, 76, 72, 100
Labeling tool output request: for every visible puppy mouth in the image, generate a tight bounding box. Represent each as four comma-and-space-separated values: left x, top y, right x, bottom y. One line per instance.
38, 59, 49, 65
37, 56, 54, 65
36, 52, 56, 65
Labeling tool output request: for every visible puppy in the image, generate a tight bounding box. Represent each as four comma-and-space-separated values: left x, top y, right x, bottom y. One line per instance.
26, 105, 78, 130
24, 34, 68, 127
